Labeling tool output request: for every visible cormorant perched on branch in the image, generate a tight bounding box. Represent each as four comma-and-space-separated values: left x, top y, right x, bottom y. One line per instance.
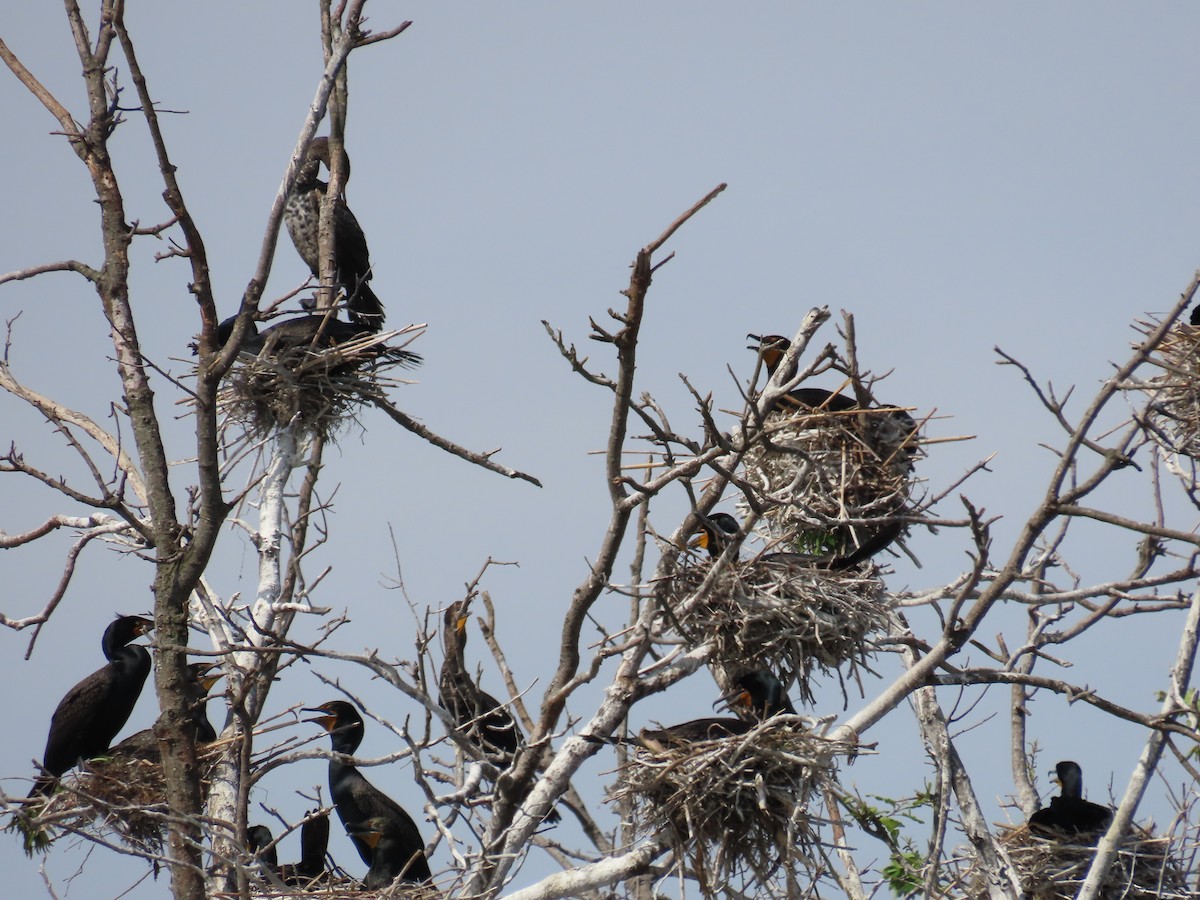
1028, 760, 1113, 837
440, 600, 561, 823
691, 512, 903, 572
635, 669, 798, 753
212, 314, 422, 368
304, 701, 431, 882
746, 333, 917, 458
284, 137, 386, 330
29, 615, 153, 797
110, 661, 222, 761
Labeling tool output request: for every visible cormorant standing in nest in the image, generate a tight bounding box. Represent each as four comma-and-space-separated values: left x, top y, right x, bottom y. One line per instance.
28, 615, 154, 797
1028, 760, 1113, 837
109, 661, 222, 761
284, 137, 385, 330
691, 512, 903, 572
247, 824, 279, 872
634, 669, 798, 753
347, 815, 434, 890
211, 314, 421, 368
746, 333, 917, 460
279, 811, 330, 886
304, 701, 431, 882
440, 599, 560, 823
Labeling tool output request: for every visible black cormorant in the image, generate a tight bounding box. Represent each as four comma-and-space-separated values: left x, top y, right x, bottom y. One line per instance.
212, 313, 421, 368
247, 823, 280, 872
284, 137, 385, 330
1028, 760, 1113, 837
440, 600, 561, 823
29, 615, 154, 797
303, 701, 431, 882
746, 333, 917, 458
110, 661, 222, 760
690, 512, 902, 571
279, 810, 330, 886
636, 669, 798, 753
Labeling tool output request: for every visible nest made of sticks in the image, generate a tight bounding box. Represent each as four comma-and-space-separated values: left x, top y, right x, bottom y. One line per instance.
953, 823, 1195, 900
740, 405, 917, 552
611, 722, 852, 892
663, 554, 890, 704
220, 331, 416, 440
1142, 320, 1200, 459
28, 739, 230, 855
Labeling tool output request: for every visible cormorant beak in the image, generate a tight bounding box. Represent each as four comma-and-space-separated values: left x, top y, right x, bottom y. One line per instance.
302, 707, 338, 731
688, 530, 710, 551
746, 333, 765, 351
134, 617, 155, 636
200, 671, 225, 693
714, 687, 752, 712
456, 614, 469, 635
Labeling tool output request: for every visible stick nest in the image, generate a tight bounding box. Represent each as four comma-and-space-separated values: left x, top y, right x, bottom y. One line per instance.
740, 406, 916, 553
233, 876, 433, 898
611, 723, 853, 890
955, 823, 1195, 900
663, 556, 890, 703
220, 332, 414, 439
1143, 321, 1200, 459
26, 740, 229, 855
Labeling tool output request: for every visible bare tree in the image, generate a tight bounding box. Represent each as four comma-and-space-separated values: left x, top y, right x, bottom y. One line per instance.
3, 4, 1200, 900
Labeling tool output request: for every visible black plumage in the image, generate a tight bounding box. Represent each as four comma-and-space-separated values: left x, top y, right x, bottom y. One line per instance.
284, 137, 385, 330
213, 313, 421, 369
110, 661, 222, 761
747, 332, 917, 459
636, 669, 797, 752
439, 599, 522, 764
247, 824, 279, 872
29, 615, 153, 797
691, 512, 902, 571
304, 701, 431, 882
1028, 760, 1113, 837
279, 811, 330, 886
347, 815, 431, 890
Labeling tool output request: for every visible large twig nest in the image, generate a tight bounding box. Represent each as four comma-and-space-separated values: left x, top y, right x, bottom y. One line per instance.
220, 331, 416, 439
24, 740, 230, 855
740, 406, 917, 554
611, 722, 853, 893
663, 556, 890, 703
1142, 320, 1200, 459
954, 823, 1194, 900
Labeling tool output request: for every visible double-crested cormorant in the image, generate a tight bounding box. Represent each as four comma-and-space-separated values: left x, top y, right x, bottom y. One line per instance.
691, 512, 902, 571
212, 313, 421, 368
247, 814, 331, 886
636, 669, 798, 753
29, 615, 154, 797
111, 661, 223, 761
439, 600, 523, 764
280, 811, 330, 886
439, 601, 561, 823
1028, 760, 1113, 837
304, 701, 431, 882
284, 137, 385, 330
1191, 304, 1200, 326
247, 823, 280, 871
747, 333, 917, 459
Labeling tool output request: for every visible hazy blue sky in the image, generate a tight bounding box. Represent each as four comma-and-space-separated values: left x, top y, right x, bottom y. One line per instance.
3, 3, 1200, 897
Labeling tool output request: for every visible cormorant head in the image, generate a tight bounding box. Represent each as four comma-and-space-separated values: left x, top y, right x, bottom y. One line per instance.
303, 700, 364, 743
346, 815, 391, 847
305, 137, 351, 185
102, 615, 154, 660
1052, 760, 1085, 799
442, 599, 472, 651
721, 669, 797, 719
188, 661, 224, 694
246, 824, 279, 870
747, 333, 794, 378
688, 512, 741, 559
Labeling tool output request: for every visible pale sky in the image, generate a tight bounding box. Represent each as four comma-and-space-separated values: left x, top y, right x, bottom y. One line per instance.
3, 3, 1200, 897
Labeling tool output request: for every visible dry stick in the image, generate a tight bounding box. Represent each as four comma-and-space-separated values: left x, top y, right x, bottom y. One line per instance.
1078, 584, 1200, 899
